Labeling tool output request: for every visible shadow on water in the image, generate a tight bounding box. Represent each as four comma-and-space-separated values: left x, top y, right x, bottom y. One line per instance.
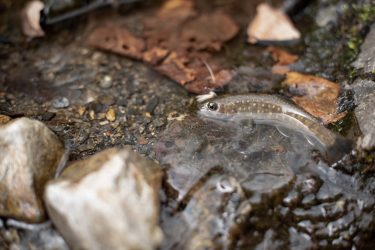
155, 112, 375, 249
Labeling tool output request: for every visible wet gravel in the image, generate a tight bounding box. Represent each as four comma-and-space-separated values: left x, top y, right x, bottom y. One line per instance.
1, 0, 375, 249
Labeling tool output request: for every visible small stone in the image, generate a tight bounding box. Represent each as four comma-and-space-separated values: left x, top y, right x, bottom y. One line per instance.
99, 120, 109, 126
0, 118, 65, 222
106, 108, 116, 122
78, 106, 86, 117
89, 110, 95, 120
41, 112, 55, 121
45, 148, 164, 250
52, 97, 70, 109
99, 75, 112, 89
0, 114, 11, 125
145, 97, 159, 114
99, 94, 115, 106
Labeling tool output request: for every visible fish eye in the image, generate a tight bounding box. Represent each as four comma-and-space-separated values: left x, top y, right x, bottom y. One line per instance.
207, 102, 218, 111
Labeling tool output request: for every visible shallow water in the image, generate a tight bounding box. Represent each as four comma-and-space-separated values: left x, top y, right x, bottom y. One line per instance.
155, 112, 375, 249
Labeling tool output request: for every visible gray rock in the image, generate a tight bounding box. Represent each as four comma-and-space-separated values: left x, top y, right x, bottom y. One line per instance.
0, 118, 65, 222
52, 97, 70, 109
350, 79, 375, 149
315, 6, 338, 27
352, 23, 375, 73
45, 148, 163, 250
350, 79, 375, 104
162, 175, 251, 250
355, 91, 375, 150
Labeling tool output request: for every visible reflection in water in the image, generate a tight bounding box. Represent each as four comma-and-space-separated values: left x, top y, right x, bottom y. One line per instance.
155, 115, 375, 249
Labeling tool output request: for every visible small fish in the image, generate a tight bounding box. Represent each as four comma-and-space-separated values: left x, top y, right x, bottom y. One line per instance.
197, 94, 351, 163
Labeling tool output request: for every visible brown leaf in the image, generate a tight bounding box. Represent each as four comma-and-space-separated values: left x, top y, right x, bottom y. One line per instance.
87, 25, 145, 60
282, 72, 346, 124
247, 3, 300, 44
143, 0, 196, 50
181, 11, 239, 52
185, 69, 235, 94
143, 47, 170, 65
156, 52, 197, 85
267, 46, 298, 74
87, 1, 237, 94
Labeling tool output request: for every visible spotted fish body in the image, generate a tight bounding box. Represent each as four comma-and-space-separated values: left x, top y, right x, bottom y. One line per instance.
198, 94, 351, 163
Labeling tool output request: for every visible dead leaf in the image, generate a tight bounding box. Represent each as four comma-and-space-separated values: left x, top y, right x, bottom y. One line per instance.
247, 3, 300, 44
282, 72, 346, 124
87, 25, 145, 60
143, 47, 169, 65
143, 0, 196, 50
156, 52, 197, 85
181, 11, 239, 52
185, 69, 234, 94
87, 1, 238, 94
267, 46, 298, 74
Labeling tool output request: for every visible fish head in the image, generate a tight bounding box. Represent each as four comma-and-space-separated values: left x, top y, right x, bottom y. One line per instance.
197, 97, 231, 120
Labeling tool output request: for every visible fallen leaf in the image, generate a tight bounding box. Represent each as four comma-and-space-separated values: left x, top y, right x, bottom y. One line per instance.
144, 0, 196, 50
267, 46, 298, 74
181, 11, 239, 52
88, 1, 238, 94
143, 47, 170, 65
282, 72, 346, 124
247, 3, 300, 44
185, 69, 235, 94
87, 25, 145, 60
156, 52, 197, 85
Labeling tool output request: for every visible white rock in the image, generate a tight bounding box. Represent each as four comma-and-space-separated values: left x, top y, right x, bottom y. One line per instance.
21, 0, 45, 38
45, 148, 163, 250
0, 118, 64, 222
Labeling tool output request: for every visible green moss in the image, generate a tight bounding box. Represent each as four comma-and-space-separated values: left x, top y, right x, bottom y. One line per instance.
356, 4, 375, 22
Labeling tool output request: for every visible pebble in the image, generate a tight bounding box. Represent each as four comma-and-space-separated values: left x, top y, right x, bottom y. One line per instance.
99, 75, 113, 89
44, 148, 164, 250
52, 97, 70, 109
105, 108, 116, 122
0, 114, 11, 124
78, 106, 86, 117
0, 118, 65, 222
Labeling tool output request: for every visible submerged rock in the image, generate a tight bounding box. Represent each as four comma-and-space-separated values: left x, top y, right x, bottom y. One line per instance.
162, 175, 251, 249
352, 23, 375, 73
0, 118, 64, 222
155, 114, 375, 249
350, 79, 375, 149
45, 148, 164, 250
2, 222, 69, 250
